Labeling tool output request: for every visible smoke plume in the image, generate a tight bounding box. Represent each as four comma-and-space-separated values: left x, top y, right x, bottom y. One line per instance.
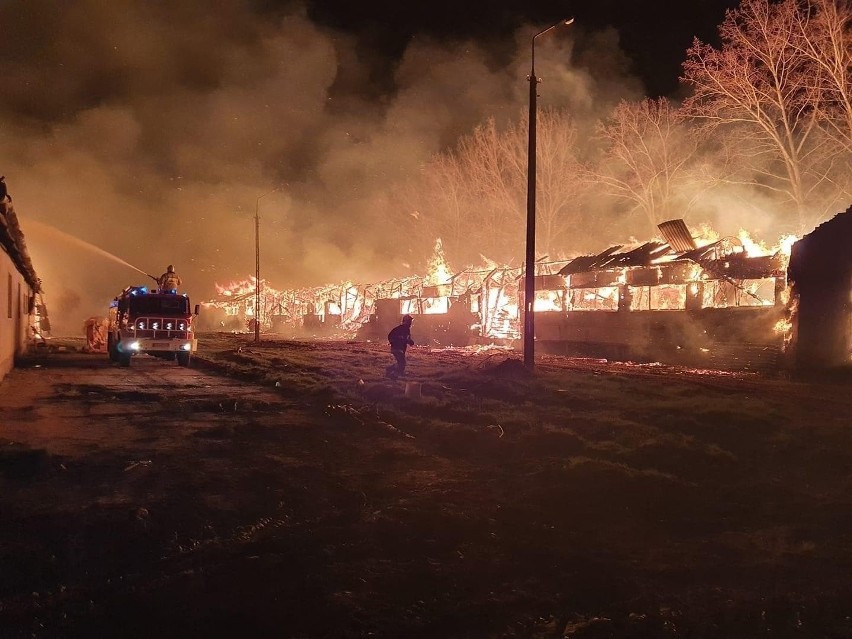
0, 0, 641, 333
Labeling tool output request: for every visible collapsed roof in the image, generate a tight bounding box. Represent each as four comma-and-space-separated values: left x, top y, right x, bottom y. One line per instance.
0, 202, 40, 292
557, 219, 786, 282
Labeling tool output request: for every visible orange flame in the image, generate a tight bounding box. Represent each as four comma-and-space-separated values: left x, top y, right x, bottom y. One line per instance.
425, 238, 452, 286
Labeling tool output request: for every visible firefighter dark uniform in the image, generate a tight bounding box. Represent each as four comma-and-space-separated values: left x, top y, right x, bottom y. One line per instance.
386, 314, 415, 379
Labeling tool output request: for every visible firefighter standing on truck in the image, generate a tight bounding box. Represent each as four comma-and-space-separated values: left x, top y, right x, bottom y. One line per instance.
158, 265, 182, 293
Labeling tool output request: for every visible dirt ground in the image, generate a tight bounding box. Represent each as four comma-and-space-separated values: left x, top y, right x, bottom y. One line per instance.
1, 334, 851, 638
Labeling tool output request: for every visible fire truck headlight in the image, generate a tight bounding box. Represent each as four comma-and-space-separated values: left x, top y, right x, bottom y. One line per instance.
129, 341, 141, 351
165, 321, 174, 330
181, 343, 192, 351
178, 321, 186, 330
137, 320, 146, 330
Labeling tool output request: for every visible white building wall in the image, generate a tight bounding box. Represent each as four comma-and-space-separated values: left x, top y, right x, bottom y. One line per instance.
0, 246, 33, 382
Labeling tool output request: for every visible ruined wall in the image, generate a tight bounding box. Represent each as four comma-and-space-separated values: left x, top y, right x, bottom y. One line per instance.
0, 202, 39, 382
788, 206, 852, 369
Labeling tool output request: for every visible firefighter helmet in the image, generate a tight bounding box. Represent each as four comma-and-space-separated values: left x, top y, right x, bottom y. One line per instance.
402, 314, 413, 324
167, 265, 175, 273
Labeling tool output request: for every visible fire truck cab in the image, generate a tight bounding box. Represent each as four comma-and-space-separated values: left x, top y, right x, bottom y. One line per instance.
107, 286, 199, 367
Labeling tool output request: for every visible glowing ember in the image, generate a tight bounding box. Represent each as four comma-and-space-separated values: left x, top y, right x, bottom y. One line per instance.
774, 317, 793, 334
777, 234, 798, 257
692, 223, 720, 247
738, 229, 800, 258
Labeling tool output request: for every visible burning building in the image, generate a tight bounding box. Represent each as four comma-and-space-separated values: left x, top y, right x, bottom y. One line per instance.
205, 210, 851, 371
532, 218, 792, 369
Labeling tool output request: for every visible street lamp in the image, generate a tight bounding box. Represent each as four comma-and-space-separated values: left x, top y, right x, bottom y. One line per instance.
254, 187, 279, 343
524, 17, 574, 370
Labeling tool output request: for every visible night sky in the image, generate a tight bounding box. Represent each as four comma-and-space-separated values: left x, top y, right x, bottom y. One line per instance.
299, 0, 741, 97
0, 0, 744, 332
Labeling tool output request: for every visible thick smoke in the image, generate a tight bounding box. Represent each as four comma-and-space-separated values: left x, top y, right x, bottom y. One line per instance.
0, 1, 641, 334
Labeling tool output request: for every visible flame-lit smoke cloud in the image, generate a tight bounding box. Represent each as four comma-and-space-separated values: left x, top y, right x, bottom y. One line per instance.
0, 0, 641, 333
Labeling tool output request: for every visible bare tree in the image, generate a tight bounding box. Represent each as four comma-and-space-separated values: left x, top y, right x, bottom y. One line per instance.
413, 109, 586, 264
789, 0, 852, 153
594, 97, 705, 232
396, 153, 470, 261
456, 117, 524, 259
532, 111, 588, 259
682, 0, 848, 231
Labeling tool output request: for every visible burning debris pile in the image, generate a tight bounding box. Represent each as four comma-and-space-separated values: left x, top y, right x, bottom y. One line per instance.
201, 215, 851, 370
202, 259, 528, 345
533, 219, 797, 369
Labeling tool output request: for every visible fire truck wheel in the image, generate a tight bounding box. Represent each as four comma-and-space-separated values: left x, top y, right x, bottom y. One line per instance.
107, 335, 117, 362
177, 352, 191, 367
118, 353, 131, 367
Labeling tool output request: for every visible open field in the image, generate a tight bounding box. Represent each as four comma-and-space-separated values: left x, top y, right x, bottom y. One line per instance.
1, 333, 851, 638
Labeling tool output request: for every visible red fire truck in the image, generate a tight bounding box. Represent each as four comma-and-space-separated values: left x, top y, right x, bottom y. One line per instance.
107, 286, 199, 367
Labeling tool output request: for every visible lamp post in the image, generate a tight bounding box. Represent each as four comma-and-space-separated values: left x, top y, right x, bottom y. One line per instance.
524, 17, 574, 370
254, 187, 279, 343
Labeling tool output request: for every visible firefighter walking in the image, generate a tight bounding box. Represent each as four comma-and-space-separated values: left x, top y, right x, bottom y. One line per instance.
386, 314, 415, 379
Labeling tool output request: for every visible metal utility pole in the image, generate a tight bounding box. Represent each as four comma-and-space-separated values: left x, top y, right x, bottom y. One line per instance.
524, 17, 574, 370
254, 188, 279, 343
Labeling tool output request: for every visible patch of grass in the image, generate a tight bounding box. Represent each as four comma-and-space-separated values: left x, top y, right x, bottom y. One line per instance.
0, 444, 50, 480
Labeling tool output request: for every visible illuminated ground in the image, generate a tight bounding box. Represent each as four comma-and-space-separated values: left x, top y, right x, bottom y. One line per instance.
0, 334, 850, 638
